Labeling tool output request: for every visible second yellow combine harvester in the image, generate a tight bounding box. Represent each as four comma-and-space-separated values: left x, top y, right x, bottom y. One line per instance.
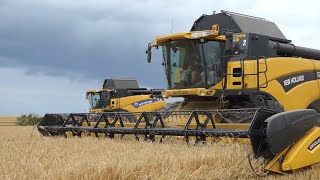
38, 11, 320, 175
86, 78, 165, 113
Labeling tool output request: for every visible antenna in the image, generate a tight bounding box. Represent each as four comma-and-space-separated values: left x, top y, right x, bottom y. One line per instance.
171, 19, 174, 34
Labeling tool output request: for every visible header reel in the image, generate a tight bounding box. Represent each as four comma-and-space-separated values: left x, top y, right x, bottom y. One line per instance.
38, 108, 320, 175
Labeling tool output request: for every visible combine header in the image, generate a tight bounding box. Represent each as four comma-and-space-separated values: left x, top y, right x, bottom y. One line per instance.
38, 109, 255, 140
38, 109, 320, 175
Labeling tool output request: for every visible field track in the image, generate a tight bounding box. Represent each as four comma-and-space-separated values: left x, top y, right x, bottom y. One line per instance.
0, 116, 17, 126
0, 126, 320, 179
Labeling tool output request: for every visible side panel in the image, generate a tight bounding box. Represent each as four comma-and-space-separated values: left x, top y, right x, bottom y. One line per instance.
264, 81, 318, 110
263, 58, 319, 110
282, 127, 320, 171
226, 57, 320, 110
112, 95, 166, 112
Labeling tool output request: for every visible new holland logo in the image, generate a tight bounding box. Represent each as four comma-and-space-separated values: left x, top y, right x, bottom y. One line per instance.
283, 75, 304, 87
132, 99, 159, 108
277, 71, 316, 92
172, 91, 188, 95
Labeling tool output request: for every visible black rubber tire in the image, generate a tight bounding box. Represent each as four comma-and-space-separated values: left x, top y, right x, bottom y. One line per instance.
266, 100, 284, 113
223, 99, 283, 123
222, 103, 254, 123
307, 100, 320, 113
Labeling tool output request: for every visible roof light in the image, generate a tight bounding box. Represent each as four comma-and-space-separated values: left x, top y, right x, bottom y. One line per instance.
191, 31, 213, 38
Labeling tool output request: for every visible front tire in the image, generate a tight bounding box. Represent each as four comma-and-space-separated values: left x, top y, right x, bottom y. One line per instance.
307, 100, 320, 113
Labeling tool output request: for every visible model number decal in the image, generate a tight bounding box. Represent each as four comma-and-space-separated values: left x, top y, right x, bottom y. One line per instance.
308, 137, 320, 151
243, 40, 247, 46
172, 91, 188, 95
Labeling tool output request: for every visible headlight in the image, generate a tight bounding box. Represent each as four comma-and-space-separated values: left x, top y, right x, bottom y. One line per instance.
200, 90, 205, 96
161, 92, 166, 98
151, 39, 157, 46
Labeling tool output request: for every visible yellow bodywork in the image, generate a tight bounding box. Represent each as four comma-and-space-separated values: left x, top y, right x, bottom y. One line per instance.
90, 94, 166, 113
162, 57, 320, 112
152, 29, 225, 47
225, 58, 320, 111
152, 27, 320, 112
86, 89, 166, 113
265, 126, 320, 173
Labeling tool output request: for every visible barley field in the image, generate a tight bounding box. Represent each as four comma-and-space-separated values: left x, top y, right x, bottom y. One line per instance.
0, 126, 320, 180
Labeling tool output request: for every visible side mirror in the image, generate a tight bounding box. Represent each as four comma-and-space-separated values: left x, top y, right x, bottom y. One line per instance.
146, 43, 152, 63
147, 51, 152, 63
225, 32, 233, 53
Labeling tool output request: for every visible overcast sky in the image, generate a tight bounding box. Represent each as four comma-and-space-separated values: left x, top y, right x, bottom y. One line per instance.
1, 0, 319, 115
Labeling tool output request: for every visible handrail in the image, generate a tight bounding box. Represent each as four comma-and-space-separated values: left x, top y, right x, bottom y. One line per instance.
220, 55, 268, 91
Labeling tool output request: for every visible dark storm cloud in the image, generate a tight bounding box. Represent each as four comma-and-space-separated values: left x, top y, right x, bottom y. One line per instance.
0, 0, 253, 88
0, 0, 173, 87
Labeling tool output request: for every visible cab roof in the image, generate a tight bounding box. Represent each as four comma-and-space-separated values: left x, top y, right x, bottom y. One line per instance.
103, 78, 139, 89
153, 30, 225, 46
191, 10, 287, 41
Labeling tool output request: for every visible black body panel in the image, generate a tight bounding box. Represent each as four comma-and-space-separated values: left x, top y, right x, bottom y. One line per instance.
191, 11, 287, 40
112, 89, 164, 98
269, 41, 320, 60
191, 11, 320, 60
249, 109, 320, 158
229, 33, 279, 61
265, 109, 320, 155
191, 13, 240, 32
102, 78, 163, 99
103, 78, 139, 89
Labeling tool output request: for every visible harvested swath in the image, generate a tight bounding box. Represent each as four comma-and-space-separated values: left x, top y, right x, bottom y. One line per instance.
0, 126, 319, 179
0, 116, 17, 126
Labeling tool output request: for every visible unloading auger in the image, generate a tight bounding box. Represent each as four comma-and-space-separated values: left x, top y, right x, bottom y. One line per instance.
38, 108, 320, 175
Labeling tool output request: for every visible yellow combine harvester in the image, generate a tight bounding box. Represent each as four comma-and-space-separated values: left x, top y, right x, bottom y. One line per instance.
38, 11, 320, 175
86, 78, 165, 113
146, 10, 320, 123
